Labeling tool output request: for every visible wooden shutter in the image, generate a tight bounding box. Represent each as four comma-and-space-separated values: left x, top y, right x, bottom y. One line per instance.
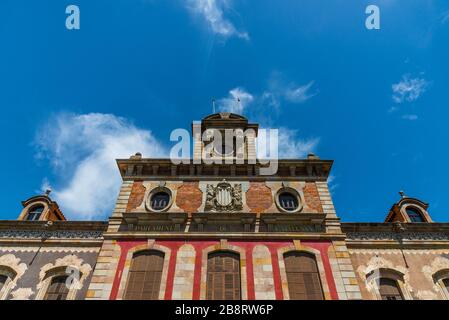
124, 250, 164, 300
284, 251, 324, 300
206, 251, 241, 300
379, 278, 403, 300
0, 275, 7, 292
44, 276, 69, 300
444, 278, 449, 291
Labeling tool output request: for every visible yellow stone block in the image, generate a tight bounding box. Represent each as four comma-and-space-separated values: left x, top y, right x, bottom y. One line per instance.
336, 251, 349, 258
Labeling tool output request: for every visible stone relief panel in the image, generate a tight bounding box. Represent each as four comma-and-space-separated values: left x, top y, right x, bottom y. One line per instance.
198, 180, 250, 213
205, 180, 243, 212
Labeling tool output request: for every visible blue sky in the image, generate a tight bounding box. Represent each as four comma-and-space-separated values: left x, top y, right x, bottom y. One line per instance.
0, 0, 448, 222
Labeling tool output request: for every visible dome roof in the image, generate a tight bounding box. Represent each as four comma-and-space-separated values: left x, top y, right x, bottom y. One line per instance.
202, 113, 247, 121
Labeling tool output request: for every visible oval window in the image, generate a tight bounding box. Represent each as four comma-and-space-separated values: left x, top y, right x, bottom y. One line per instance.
150, 192, 171, 211
279, 192, 299, 212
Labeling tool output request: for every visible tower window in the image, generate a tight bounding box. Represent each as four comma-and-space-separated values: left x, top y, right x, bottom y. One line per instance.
150, 192, 170, 211
27, 205, 44, 221
279, 192, 299, 212
406, 207, 425, 223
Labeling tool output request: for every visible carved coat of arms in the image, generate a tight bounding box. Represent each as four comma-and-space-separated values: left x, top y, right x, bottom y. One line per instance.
205, 180, 243, 212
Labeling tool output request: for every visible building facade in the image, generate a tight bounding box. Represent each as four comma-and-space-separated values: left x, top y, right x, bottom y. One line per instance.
1, 113, 448, 300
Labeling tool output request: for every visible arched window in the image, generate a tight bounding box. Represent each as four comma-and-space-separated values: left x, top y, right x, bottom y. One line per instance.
27, 205, 44, 221
379, 278, 403, 300
406, 207, 425, 223
124, 250, 164, 300
44, 275, 69, 300
206, 251, 241, 300
284, 251, 324, 300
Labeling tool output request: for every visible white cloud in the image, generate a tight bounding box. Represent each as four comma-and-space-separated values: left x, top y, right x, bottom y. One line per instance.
284, 81, 317, 103
217, 87, 254, 114
327, 174, 339, 194
186, 0, 249, 40
402, 114, 419, 121
266, 73, 317, 107
441, 11, 449, 24
277, 128, 320, 159
217, 81, 320, 159
35, 113, 167, 220
392, 75, 428, 103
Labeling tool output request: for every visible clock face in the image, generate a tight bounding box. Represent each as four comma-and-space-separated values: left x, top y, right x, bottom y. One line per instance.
213, 142, 235, 156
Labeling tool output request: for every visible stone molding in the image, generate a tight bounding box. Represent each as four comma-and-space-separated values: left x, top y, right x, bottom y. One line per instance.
35, 254, 92, 300
0, 254, 27, 300
356, 256, 413, 300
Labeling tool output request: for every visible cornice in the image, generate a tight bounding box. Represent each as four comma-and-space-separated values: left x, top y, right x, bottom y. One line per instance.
116, 158, 334, 180
0, 221, 107, 240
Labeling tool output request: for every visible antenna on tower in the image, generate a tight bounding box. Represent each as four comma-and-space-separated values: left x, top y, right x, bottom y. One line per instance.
237, 97, 241, 113
212, 98, 216, 114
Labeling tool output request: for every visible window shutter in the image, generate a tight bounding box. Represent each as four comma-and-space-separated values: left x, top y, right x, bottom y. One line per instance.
444, 278, 449, 291
44, 275, 70, 300
206, 252, 241, 300
284, 251, 324, 300
379, 278, 403, 300
124, 250, 164, 300
0, 275, 7, 292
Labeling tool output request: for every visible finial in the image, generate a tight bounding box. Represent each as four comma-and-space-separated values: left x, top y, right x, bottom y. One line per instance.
399, 190, 405, 198
212, 98, 216, 114
45, 188, 52, 196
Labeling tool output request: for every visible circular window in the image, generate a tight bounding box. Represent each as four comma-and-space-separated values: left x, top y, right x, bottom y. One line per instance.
275, 188, 302, 213
147, 188, 173, 212
279, 193, 299, 212
213, 138, 235, 157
